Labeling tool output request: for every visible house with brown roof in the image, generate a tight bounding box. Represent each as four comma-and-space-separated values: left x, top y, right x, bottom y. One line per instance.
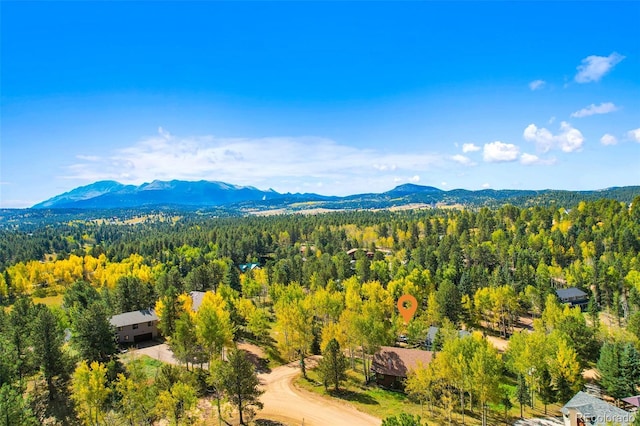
371, 346, 434, 389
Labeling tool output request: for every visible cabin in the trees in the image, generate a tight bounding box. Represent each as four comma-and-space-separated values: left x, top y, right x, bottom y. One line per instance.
561, 391, 634, 426
110, 309, 159, 344
371, 346, 433, 389
556, 287, 589, 310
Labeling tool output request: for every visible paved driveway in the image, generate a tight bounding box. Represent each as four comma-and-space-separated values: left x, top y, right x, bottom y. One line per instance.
128, 341, 180, 365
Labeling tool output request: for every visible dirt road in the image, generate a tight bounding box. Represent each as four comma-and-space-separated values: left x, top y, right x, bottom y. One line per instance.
128, 341, 381, 425
256, 359, 381, 426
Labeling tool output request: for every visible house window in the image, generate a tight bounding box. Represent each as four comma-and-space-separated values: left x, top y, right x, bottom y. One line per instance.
133, 324, 139, 330
125, 335, 129, 341
117, 327, 122, 331
148, 321, 153, 327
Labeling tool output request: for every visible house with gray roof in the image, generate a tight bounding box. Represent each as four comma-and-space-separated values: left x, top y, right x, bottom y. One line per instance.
556, 287, 589, 310
110, 309, 159, 344
423, 326, 471, 350
561, 391, 634, 426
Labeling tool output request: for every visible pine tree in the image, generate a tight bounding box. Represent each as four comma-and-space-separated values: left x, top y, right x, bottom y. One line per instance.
515, 373, 531, 419
216, 348, 263, 425
620, 342, 640, 396
72, 302, 117, 364
31, 307, 66, 398
318, 338, 347, 392
538, 367, 556, 415
597, 341, 626, 399
224, 263, 242, 294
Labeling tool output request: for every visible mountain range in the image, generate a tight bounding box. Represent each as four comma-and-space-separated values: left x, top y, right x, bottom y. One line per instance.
31, 180, 640, 211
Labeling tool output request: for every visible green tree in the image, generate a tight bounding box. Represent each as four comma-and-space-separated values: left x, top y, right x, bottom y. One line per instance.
171, 312, 205, 370
223, 263, 241, 294
317, 338, 347, 392
31, 306, 66, 399
538, 366, 557, 415
114, 276, 155, 313
0, 383, 38, 426
216, 348, 263, 425
515, 373, 530, 419
381, 413, 423, 426
597, 341, 633, 400
155, 287, 183, 338
436, 279, 461, 325
72, 302, 117, 364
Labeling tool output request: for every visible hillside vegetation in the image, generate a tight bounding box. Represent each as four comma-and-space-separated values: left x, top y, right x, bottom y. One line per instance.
1, 197, 639, 425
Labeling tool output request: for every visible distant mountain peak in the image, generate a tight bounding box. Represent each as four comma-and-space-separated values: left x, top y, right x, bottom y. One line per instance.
387, 183, 443, 194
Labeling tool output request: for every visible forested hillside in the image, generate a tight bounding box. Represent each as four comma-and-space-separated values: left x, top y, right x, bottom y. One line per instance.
1, 197, 639, 425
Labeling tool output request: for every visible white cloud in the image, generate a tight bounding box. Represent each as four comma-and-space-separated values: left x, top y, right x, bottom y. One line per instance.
600, 134, 618, 146
409, 175, 420, 183
373, 163, 397, 171
575, 52, 625, 83
523, 122, 584, 153
76, 155, 100, 161
523, 124, 554, 153
520, 153, 556, 166
483, 141, 520, 163
63, 129, 446, 196
462, 143, 481, 153
451, 154, 475, 166
529, 80, 546, 91
628, 128, 640, 143
441, 181, 448, 187
482, 183, 491, 189
571, 102, 618, 118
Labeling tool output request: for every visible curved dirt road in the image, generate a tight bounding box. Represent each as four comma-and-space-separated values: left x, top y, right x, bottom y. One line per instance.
257, 360, 381, 426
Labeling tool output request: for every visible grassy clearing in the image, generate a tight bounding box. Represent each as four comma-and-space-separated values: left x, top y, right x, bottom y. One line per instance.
296, 360, 565, 425
295, 364, 483, 425
32, 293, 64, 307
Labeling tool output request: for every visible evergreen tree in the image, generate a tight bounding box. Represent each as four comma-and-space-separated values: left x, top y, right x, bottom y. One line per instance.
216, 348, 263, 425
72, 302, 117, 364
0, 383, 38, 426
31, 306, 66, 398
318, 338, 347, 392
621, 342, 640, 396
515, 373, 531, 419
538, 366, 557, 415
224, 263, 242, 294
597, 341, 626, 400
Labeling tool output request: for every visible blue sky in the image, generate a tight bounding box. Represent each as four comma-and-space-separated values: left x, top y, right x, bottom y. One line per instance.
1, 1, 639, 208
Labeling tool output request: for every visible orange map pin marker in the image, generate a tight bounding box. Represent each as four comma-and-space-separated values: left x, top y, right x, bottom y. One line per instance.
397, 294, 418, 324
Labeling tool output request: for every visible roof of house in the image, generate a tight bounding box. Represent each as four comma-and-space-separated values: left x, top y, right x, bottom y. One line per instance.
238, 263, 260, 272
561, 391, 634, 425
372, 346, 433, 378
622, 395, 640, 407
556, 287, 588, 300
190, 291, 206, 312
110, 309, 158, 328
425, 326, 471, 343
